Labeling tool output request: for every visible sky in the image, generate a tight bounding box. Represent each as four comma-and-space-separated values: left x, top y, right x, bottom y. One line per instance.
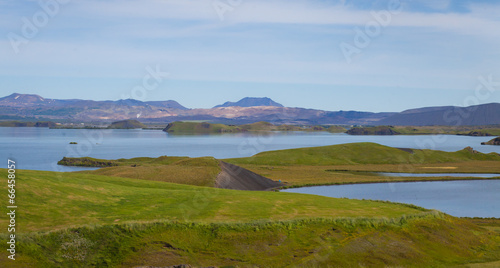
0, 0, 499, 112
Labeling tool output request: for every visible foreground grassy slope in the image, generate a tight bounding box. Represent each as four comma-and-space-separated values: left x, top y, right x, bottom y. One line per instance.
1, 169, 500, 267
3, 215, 500, 267
0, 169, 424, 233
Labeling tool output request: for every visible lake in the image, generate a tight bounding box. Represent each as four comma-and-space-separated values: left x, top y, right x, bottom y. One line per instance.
1, 127, 499, 172
282, 180, 500, 218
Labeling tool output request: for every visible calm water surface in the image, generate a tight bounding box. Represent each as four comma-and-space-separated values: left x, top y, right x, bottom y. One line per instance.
282, 180, 500, 218
0, 127, 499, 171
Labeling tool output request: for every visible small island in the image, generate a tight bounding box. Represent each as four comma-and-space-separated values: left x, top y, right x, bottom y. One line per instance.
162, 121, 344, 134
107, 119, 146, 129
346, 126, 400, 135
482, 137, 500, 146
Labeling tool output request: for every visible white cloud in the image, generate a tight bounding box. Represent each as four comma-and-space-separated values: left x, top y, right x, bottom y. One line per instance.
62, 0, 500, 39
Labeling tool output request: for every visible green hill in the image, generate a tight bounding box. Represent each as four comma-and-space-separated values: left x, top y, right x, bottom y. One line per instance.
86, 157, 222, 187
107, 119, 146, 129
326, 125, 347, 133
163, 121, 245, 133
226, 142, 500, 166
347, 126, 400, 135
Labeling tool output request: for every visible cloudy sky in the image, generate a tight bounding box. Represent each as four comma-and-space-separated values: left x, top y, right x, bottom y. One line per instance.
1, 0, 499, 111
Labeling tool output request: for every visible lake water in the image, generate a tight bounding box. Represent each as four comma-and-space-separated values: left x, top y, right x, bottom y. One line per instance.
1, 127, 499, 172
282, 180, 500, 218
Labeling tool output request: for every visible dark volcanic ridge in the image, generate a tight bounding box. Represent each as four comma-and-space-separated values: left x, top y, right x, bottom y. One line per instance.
216, 161, 284, 191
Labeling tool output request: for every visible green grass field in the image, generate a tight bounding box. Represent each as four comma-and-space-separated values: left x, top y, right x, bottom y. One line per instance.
1, 168, 500, 267
1, 169, 426, 232
226, 142, 500, 166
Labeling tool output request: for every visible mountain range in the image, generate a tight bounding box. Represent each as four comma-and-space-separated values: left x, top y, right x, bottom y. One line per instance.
1, 93, 499, 126
214, 97, 284, 108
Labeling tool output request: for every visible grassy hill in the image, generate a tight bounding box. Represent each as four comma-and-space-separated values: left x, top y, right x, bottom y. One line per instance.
163, 121, 245, 133
107, 119, 146, 129
1, 168, 500, 267
59, 143, 500, 188
162, 121, 333, 134
226, 142, 500, 166
347, 126, 400, 135
225, 142, 500, 187
86, 157, 221, 187
345, 125, 500, 136
326, 125, 347, 133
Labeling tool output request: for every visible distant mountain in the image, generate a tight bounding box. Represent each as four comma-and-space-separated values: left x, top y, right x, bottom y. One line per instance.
144, 100, 188, 110
1, 93, 498, 126
214, 97, 284, 108
376, 103, 500, 126
0, 93, 188, 121
0, 93, 54, 106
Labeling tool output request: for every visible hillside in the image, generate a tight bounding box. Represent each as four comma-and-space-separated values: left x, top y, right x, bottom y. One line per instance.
1, 168, 500, 267
226, 142, 500, 166
163, 121, 245, 133
214, 97, 284, 108
0, 93, 188, 121
377, 103, 500, 126
58, 143, 500, 189
0, 93, 392, 125
347, 126, 400, 135
107, 119, 146, 129
1, 93, 499, 125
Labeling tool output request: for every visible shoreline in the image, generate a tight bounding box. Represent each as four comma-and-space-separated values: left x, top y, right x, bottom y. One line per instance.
278, 176, 500, 190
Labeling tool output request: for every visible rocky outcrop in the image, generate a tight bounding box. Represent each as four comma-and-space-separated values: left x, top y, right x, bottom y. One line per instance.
347, 126, 400, 135
481, 137, 500, 146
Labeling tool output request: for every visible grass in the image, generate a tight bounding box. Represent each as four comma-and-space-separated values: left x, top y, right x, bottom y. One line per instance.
1, 151, 500, 266
60, 143, 500, 187
107, 119, 146, 129
164, 121, 245, 133
226, 142, 500, 166
344, 125, 500, 135
86, 157, 221, 187
2, 214, 500, 267
223, 142, 500, 187
231, 161, 500, 187
0, 168, 426, 233
326, 125, 347, 133
164, 121, 334, 134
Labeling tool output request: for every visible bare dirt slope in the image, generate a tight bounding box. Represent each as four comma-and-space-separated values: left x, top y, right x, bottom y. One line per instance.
216, 161, 283, 191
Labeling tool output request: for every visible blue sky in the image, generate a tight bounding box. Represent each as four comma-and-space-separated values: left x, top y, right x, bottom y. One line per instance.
1, 0, 499, 112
